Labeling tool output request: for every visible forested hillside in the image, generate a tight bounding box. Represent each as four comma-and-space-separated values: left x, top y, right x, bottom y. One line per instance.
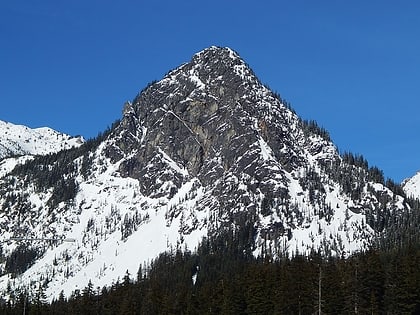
2, 240, 419, 314
1, 46, 419, 312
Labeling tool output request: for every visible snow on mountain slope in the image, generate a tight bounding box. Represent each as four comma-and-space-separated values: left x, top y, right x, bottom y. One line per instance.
0, 144, 207, 299
403, 171, 420, 199
0, 46, 413, 302
0, 156, 33, 178
0, 120, 84, 159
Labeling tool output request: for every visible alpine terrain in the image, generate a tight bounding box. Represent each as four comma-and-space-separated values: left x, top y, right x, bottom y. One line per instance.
0, 120, 83, 160
0, 120, 83, 179
403, 171, 420, 199
0, 46, 418, 302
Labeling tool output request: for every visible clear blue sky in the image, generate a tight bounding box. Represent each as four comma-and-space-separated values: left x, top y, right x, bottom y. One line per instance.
1, 1, 419, 183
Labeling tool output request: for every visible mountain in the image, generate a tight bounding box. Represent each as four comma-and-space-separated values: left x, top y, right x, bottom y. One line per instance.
0, 120, 83, 159
0, 46, 417, 302
403, 171, 420, 199
0, 120, 84, 182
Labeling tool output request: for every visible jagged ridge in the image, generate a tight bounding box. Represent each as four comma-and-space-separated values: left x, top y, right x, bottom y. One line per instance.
0, 120, 83, 160
0, 46, 416, 302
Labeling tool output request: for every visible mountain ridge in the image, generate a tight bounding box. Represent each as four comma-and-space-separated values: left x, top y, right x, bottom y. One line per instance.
0, 119, 84, 160
0, 46, 418, 301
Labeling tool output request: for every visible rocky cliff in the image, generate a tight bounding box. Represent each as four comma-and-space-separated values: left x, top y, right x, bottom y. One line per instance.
0, 46, 416, 301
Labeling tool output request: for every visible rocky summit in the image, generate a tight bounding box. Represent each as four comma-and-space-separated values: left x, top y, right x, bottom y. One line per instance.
0, 46, 418, 301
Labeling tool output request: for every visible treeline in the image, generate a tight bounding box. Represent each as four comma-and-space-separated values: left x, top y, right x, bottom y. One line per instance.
0, 120, 121, 277
1, 119, 120, 213
2, 241, 419, 314
10, 118, 120, 184
301, 119, 331, 142
309, 149, 420, 250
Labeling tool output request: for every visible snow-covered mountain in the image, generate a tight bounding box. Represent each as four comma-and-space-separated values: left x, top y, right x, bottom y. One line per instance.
403, 171, 420, 199
0, 46, 416, 302
0, 120, 84, 159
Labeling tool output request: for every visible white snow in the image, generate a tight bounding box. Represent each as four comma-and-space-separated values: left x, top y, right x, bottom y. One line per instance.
0, 141, 208, 301
158, 148, 189, 177
0, 46, 409, 304
0, 156, 33, 178
258, 137, 274, 161
0, 120, 84, 159
189, 68, 205, 89
403, 171, 420, 199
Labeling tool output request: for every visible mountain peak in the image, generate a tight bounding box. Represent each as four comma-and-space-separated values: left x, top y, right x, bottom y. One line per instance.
162, 46, 255, 89
192, 46, 242, 63
110, 45, 287, 185
0, 120, 84, 160
0, 47, 416, 302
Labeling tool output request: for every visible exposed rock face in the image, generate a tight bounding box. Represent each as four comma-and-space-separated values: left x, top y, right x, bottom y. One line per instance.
97, 46, 405, 256
0, 46, 415, 301
108, 47, 303, 201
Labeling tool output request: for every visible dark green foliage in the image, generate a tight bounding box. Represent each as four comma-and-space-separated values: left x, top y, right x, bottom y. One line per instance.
4, 244, 39, 276
10, 119, 120, 188
301, 119, 331, 141
2, 240, 419, 314
341, 151, 368, 170
385, 178, 405, 197
315, 149, 420, 251
1, 120, 120, 220
368, 166, 385, 184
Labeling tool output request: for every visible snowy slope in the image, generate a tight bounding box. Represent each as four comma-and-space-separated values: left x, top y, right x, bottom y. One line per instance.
0, 46, 413, 302
402, 171, 420, 199
0, 120, 84, 159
